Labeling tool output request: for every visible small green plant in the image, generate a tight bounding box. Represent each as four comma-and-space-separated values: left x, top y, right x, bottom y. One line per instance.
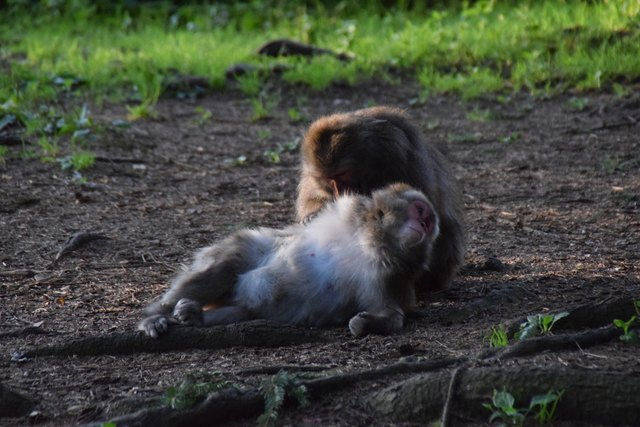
263, 148, 281, 164
466, 108, 495, 122
224, 154, 247, 167
530, 390, 564, 425
502, 132, 521, 144
614, 301, 639, 344
567, 97, 589, 111
483, 389, 525, 426
262, 138, 300, 164
287, 107, 304, 123
612, 83, 630, 98
250, 97, 272, 121
447, 132, 481, 143
57, 151, 95, 172
194, 106, 213, 126
126, 102, 158, 121
488, 326, 509, 348
257, 129, 271, 140
163, 378, 235, 410
236, 71, 263, 96
257, 370, 310, 427
516, 311, 569, 341
483, 389, 563, 426
0, 145, 8, 165
37, 136, 60, 162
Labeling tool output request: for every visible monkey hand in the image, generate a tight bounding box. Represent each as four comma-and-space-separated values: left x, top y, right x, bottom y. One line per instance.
138, 314, 171, 338
348, 309, 404, 337
173, 298, 204, 326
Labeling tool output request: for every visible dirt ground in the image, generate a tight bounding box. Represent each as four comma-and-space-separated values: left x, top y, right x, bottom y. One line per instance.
1, 81, 639, 426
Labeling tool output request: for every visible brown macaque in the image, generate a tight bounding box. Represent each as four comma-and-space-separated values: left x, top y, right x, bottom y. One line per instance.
296, 106, 465, 292
139, 183, 439, 338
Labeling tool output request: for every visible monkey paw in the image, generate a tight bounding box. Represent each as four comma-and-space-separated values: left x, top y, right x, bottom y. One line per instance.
348, 312, 374, 337
138, 314, 170, 338
173, 298, 204, 326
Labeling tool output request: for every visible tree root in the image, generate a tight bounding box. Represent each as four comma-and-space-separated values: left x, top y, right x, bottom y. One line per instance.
17, 321, 330, 358
368, 366, 640, 425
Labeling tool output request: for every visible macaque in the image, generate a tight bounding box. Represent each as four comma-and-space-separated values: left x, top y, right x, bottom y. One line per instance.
296, 106, 465, 292
139, 183, 439, 338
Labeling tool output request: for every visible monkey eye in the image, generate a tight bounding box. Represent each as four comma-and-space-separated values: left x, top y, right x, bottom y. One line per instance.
376, 209, 385, 220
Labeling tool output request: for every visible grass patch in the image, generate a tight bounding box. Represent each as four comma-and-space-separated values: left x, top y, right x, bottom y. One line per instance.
1, 1, 638, 108
1, 1, 638, 172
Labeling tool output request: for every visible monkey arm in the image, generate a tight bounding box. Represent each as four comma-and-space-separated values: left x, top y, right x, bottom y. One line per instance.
348, 305, 405, 337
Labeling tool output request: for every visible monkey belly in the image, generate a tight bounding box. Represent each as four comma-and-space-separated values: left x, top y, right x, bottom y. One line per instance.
232, 266, 367, 327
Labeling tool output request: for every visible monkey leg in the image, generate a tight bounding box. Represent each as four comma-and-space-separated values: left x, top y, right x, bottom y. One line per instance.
348, 306, 405, 337
144, 234, 259, 317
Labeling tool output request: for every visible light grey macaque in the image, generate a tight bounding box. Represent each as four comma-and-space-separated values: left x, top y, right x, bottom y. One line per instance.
139, 183, 439, 338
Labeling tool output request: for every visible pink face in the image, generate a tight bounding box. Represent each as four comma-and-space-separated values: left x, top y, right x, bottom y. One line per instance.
402, 200, 438, 246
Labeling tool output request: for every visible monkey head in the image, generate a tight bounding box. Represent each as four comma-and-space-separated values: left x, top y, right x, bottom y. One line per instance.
361, 183, 439, 270
302, 111, 415, 198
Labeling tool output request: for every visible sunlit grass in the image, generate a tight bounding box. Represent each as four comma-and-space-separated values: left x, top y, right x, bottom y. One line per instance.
1, 1, 638, 105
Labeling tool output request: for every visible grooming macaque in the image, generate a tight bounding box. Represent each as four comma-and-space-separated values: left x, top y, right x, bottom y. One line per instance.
296, 106, 465, 292
139, 183, 439, 338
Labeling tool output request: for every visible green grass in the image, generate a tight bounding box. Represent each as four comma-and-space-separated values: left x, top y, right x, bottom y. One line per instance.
1, 1, 639, 107
1, 1, 639, 174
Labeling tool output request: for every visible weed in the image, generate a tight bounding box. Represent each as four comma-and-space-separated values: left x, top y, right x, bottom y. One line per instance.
194, 106, 212, 126
501, 132, 521, 144
488, 326, 509, 348
250, 97, 272, 121
287, 107, 304, 123
257, 129, 271, 140
530, 390, 564, 424
0, 145, 8, 165
58, 151, 95, 172
516, 311, 569, 341
263, 137, 300, 164
483, 389, 525, 426
225, 154, 247, 167
483, 389, 563, 426
466, 108, 495, 122
613, 301, 639, 344
567, 97, 589, 111
612, 83, 630, 98
257, 370, 310, 427
163, 378, 235, 410
447, 133, 481, 143
236, 72, 263, 97
126, 102, 158, 121
37, 136, 60, 162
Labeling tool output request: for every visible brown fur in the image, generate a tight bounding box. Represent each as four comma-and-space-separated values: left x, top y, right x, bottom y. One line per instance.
296, 106, 465, 292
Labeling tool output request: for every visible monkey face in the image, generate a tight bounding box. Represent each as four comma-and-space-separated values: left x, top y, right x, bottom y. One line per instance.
367, 183, 440, 262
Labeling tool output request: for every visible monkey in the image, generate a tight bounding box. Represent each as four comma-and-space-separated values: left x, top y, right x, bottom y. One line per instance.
296, 106, 465, 292
139, 183, 439, 338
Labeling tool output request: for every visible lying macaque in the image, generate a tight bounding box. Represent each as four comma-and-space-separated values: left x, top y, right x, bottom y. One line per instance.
296, 106, 465, 292
139, 183, 439, 338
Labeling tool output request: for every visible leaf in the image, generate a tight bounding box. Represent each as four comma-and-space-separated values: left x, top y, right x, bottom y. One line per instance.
529, 392, 559, 407
493, 390, 515, 409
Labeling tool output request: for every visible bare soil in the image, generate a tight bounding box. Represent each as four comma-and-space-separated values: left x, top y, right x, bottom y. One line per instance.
1, 81, 639, 426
